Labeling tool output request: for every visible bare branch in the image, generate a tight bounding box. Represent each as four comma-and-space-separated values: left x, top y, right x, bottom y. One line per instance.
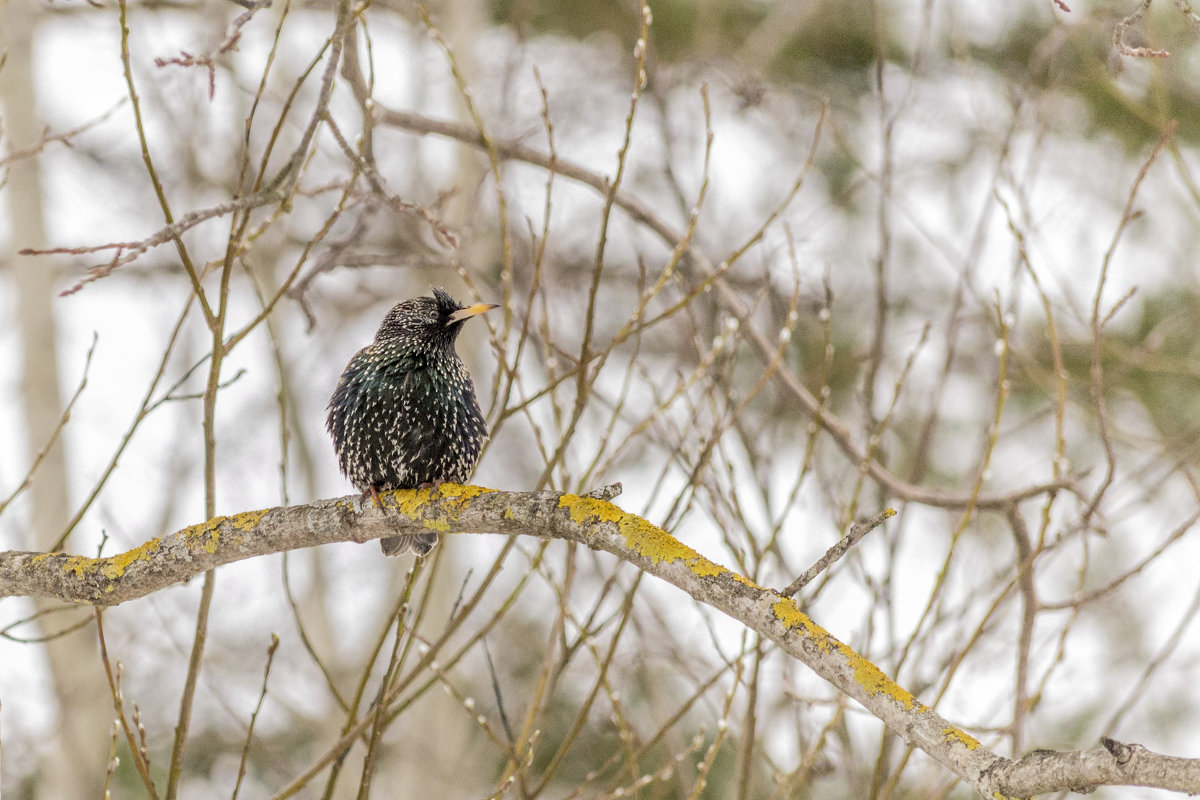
779, 507, 895, 597
4, 487, 1200, 797
152, 0, 270, 100
992, 739, 1200, 797
1114, 0, 1171, 57
364, 103, 1073, 511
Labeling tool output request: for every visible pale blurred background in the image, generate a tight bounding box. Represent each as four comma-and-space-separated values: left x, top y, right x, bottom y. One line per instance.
3, 1, 1200, 798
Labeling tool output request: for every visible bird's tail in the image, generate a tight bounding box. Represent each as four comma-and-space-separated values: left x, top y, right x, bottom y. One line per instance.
380, 532, 439, 557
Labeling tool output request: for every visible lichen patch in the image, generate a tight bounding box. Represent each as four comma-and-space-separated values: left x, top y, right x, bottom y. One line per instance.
558, 494, 736, 581
942, 727, 981, 750
771, 597, 919, 710
231, 508, 269, 531
385, 483, 495, 533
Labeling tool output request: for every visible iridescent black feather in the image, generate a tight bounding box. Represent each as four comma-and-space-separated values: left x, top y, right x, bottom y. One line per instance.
327, 287, 495, 556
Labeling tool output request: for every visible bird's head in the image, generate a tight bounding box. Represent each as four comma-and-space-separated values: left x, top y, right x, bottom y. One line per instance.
375, 287, 498, 351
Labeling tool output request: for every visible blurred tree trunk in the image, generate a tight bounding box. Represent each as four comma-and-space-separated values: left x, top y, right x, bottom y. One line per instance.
0, 5, 110, 796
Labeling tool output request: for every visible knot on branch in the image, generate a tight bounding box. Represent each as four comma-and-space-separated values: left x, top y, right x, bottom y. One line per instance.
1101, 736, 1134, 765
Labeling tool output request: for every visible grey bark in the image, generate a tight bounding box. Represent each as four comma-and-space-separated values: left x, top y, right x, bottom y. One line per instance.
2, 485, 1199, 798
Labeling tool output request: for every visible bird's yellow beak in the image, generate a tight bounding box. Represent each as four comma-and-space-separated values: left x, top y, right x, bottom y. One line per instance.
447, 303, 499, 324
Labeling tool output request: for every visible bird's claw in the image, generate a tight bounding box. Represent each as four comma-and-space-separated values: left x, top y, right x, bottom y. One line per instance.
361, 485, 386, 511
417, 478, 447, 493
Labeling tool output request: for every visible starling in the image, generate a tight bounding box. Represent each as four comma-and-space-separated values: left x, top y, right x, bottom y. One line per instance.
326, 287, 497, 556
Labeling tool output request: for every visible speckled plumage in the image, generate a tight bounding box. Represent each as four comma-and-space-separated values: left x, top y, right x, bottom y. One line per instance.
327, 288, 496, 556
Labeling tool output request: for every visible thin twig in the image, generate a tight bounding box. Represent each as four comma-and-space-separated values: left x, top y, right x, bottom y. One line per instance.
0, 332, 97, 519
1114, 0, 1171, 57
95, 609, 159, 798
1084, 120, 1176, 525
232, 633, 281, 800
779, 508, 896, 597
366, 100, 1070, 511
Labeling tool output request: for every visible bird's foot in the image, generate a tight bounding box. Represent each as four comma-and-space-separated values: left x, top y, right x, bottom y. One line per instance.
417, 478, 448, 494
361, 485, 386, 510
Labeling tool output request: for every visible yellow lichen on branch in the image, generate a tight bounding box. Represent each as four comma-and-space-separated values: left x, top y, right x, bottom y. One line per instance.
943, 727, 982, 750
772, 596, 919, 711
558, 494, 726, 579
231, 508, 269, 531
386, 483, 497, 532
0, 487, 1028, 794
58, 537, 165, 581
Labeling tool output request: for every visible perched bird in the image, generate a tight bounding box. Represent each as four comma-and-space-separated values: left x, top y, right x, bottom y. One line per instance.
326, 287, 497, 556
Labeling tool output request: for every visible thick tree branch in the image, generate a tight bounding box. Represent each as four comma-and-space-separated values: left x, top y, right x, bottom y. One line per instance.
993, 739, 1200, 797
1, 485, 1197, 797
